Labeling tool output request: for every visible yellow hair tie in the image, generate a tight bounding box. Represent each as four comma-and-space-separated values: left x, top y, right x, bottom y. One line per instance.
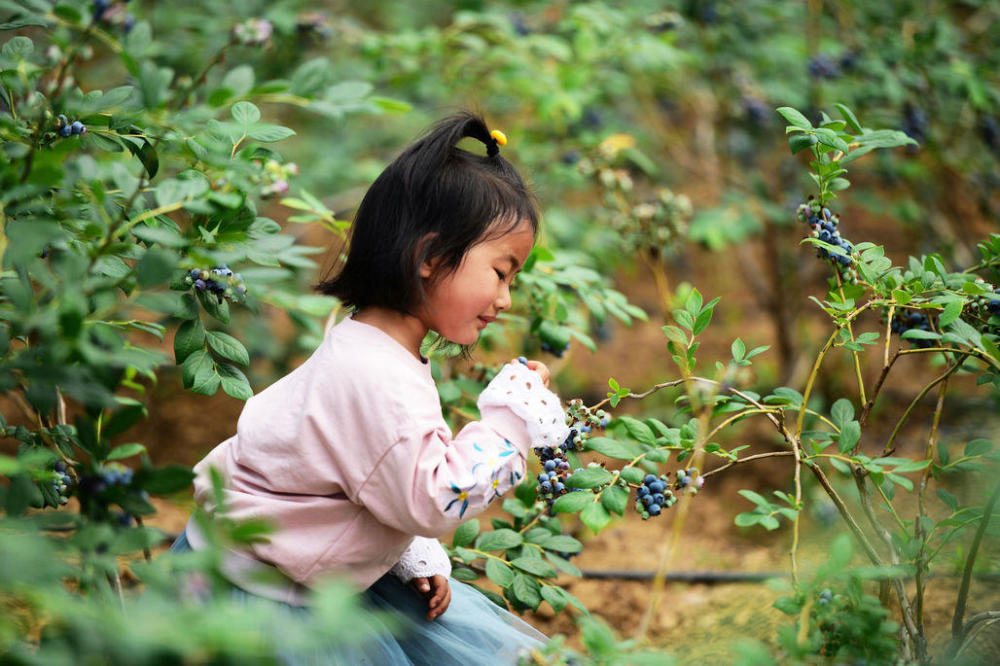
490, 129, 508, 146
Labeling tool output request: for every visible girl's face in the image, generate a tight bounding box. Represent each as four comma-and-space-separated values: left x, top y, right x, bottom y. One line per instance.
417, 219, 534, 345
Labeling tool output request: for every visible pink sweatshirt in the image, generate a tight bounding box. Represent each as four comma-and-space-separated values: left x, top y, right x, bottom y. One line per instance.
187, 317, 569, 604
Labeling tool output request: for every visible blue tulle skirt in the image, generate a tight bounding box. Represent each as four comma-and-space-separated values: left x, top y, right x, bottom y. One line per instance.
168, 529, 546, 665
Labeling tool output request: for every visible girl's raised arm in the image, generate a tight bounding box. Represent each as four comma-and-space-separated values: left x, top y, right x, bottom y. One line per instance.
353, 361, 569, 537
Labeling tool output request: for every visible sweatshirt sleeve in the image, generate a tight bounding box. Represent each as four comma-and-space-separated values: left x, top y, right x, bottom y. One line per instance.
356, 362, 569, 537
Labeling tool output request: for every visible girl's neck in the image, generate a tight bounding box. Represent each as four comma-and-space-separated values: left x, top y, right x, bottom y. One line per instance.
352, 307, 429, 361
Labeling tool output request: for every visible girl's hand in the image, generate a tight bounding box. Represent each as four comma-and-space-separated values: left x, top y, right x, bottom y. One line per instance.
412, 574, 451, 621
520, 359, 551, 387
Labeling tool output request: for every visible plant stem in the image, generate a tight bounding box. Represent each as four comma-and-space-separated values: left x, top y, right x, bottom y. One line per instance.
949, 477, 1000, 646
884, 359, 965, 455
915, 376, 948, 635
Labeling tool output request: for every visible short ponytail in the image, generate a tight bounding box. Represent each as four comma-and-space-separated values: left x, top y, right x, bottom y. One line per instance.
317, 111, 538, 314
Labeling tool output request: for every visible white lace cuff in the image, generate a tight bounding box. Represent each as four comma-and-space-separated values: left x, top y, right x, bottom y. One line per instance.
389, 536, 452, 584
478, 362, 570, 449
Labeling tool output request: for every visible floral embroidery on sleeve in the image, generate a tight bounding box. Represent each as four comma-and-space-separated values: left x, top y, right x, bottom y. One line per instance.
440, 439, 524, 518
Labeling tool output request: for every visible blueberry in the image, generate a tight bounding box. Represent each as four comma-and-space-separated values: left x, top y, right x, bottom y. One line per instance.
649, 481, 666, 494
70, 121, 85, 135
641, 494, 653, 506
544, 460, 556, 472
517, 356, 528, 365
540, 482, 552, 494
643, 474, 657, 485
194, 278, 206, 290
537, 473, 547, 483
54, 461, 67, 473
59, 124, 73, 137
637, 486, 650, 498
648, 503, 661, 516
652, 493, 665, 505
554, 482, 565, 494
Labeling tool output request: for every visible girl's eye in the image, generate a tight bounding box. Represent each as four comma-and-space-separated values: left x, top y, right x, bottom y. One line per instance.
495, 269, 507, 281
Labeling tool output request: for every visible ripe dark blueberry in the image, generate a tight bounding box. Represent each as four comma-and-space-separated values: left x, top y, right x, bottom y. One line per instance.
544, 460, 556, 472
807, 55, 840, 79
54, 461, 67, 473
648, 503, 662, 516
59, 124, 73, 137
649, 481, 666, 494
652, 492, 665, 504
540, 482, 552, 494
517, 356, 528, 365
70, 121, 85, 135
537, 473, 547, 483
637, 486, 650, 498
194, 278, 206, 290
641, 494, 653, 506
554, 482, 565, 494
643, 474, 657, 485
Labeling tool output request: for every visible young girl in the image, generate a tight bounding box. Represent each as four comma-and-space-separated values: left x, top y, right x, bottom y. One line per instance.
170, 111, 571, 664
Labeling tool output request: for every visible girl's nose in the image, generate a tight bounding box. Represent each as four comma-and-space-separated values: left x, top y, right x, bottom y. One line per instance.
495, 282, 512, 311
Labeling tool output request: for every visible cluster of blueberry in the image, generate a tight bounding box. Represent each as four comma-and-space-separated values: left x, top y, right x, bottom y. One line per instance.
635, 474, 675, 518
566, 398, 610, 433
233, 18, 273, 47
633, 468, 704, 519
675, 467, 705, 494
93, 0, 136, 33
539, 341, 570, 357
901, 103, 928, 145
889, 311, 935, 349
52, 460, 72, 506
255, 159, 299, 199
818, 588, 834, 605
55, 114, 86, 138
77, 463, 145, 527
184, 265, 247, 304
536, 459, 569, 496
796, 200, 858, 281
295, 11, 333, 41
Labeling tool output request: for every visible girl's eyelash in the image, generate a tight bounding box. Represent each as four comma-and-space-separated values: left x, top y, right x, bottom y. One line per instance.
495, 269, 507, 281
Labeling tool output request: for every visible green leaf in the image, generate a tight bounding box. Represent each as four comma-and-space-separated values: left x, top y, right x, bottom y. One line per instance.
734, 512, 759, 527
584, 437, 640, 460
540, 585, 568, 613
964, 439, 993, 457
540, 535, 583, 554
140, 464, 195, 494
136, 249, 177, 288
217, 364, 253, 400
835, 103, 863, 133
551, 492, 591, 514
939, 300, 964, 328
839, 420, 861, 453
206, 331, 250, 367
789, 133, 818, 154
580, 502, 612, 534
510, 556, 557, 578
830, 399, 854, 429
181, 349, 214, 390
777, 106, 812, 129
618, 416, 656, 446
738, 489, 769, 508
173, 319, 206, 364
475, 529, 523, 552
451, 567, 478, 581
619, 467, 644, 484
453, 519, 480, 548
773, 595, 801, 615
601, 485, 629, 516
231, 101, 261, 126
247, 124, 296, 143
107, 443, 146, 461
485, 558, 515, 588
511, 573, 542, 610
566, 467, 613, 489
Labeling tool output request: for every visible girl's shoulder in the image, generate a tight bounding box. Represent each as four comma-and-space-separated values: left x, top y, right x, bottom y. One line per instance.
316, 316, 435, 393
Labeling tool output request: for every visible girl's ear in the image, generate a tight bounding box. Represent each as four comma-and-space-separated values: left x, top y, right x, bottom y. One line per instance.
416, 233, 439, 279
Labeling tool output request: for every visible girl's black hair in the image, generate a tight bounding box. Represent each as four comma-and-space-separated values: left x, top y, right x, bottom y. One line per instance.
315, 111, 539, 313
